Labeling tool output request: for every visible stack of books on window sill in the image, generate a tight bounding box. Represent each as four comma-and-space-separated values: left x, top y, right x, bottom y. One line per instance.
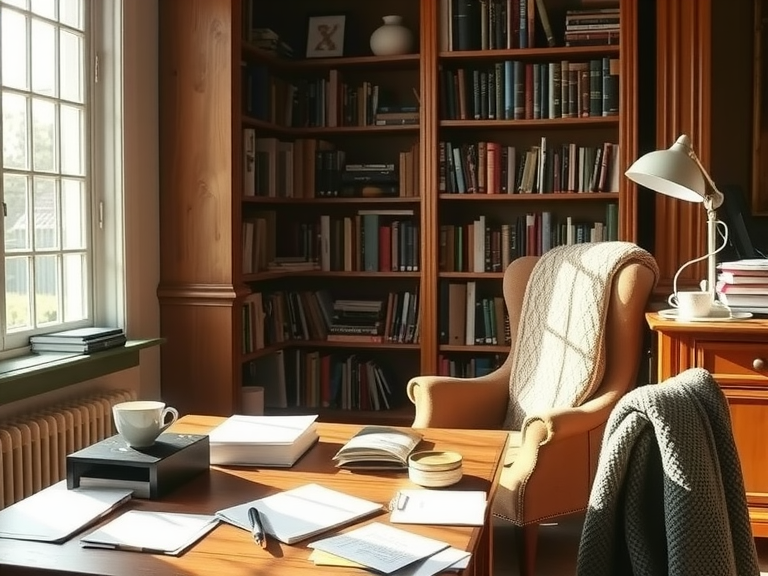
30, 327, 127, 354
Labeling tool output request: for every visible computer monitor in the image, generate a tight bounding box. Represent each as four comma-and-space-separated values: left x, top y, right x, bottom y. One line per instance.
718, 185, 764, 261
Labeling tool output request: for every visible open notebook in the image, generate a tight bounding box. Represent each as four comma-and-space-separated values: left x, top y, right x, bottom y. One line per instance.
215, 483, 382, 544
0, 481, 132, 543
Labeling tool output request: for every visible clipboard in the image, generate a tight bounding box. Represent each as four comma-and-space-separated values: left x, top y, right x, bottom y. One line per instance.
388, 489, 487, 526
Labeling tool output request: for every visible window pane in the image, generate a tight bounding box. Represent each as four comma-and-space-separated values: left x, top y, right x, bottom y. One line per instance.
4, 173, 30, 251
2, 92, 29, 170
61, 178, 84, 249
33, 176, 57, 249
1, 7, 28, 90
31, 17, 56, 96
32, 97, 56, 172
59, 0, 82, 29
34, 254, 60, 325
5, 256, 31, 332
62, 252, 85, 322
60, 103, 83, 174
30, 0, 55, 20
4, 0, 28, 9
60, 29, 82, 103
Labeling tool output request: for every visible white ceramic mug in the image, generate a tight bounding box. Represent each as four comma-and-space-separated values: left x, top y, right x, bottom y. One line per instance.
668, 290, 714, 320
112, 400, 179, 448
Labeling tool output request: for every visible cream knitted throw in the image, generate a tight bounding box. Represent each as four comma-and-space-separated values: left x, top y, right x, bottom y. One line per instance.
503, 242, 659, 430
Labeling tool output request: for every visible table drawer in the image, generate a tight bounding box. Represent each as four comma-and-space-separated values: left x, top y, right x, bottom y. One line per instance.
698, 341, 768, 380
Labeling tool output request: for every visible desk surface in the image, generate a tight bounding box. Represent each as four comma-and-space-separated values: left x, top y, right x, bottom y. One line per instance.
0, 415, 509, 576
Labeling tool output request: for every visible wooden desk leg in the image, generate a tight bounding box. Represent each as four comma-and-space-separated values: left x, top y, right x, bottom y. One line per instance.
466, 520, 493, 576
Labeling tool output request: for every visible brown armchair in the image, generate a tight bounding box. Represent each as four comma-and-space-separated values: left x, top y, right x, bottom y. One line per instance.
407, 248, 658, 576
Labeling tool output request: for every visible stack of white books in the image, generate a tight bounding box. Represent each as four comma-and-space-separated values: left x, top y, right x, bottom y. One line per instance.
717, 259, 768, 315
207, 414, 318, 467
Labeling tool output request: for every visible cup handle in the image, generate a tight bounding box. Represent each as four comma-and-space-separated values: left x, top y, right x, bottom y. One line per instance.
159, 406, 179, 433
668, 293, 679, 309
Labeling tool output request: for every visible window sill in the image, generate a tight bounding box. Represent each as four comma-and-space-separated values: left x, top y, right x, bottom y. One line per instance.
0, 339, 163, 405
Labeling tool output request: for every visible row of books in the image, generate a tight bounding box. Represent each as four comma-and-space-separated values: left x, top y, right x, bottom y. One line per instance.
440, 0, 620, 51
440, 282, 510, 347
439, 207, 619, 271
243, 136, 419, 199
242, 63, 419, 129
243, 349, 395, 411
441, 0, 542, 51
440, 139, 620, 195
241, 210, 421, 275
242, 289, 422, 353
440, 58, 619, 121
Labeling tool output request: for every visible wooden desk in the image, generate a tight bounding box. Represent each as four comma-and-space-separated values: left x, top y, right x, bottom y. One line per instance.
0, 415, 508, 576
646, 313, 768, 537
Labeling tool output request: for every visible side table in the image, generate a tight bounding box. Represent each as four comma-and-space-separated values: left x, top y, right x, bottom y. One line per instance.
646, 312, 768, 537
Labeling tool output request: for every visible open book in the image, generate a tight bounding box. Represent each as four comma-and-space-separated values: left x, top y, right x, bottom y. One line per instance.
333, 426, 422, 469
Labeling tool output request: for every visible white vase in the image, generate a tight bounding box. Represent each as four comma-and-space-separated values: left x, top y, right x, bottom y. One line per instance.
369, 15, 414, 56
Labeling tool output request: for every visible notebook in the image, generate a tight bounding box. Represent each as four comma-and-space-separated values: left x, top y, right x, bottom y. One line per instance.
207, 414, 319, 467
389, 489, 487, 526
215, 483, 382, 544
0, 480, 132, 543
80, 510, 219, 555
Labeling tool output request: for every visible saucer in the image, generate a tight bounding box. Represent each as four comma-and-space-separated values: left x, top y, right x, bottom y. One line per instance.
658, 309, 753, 322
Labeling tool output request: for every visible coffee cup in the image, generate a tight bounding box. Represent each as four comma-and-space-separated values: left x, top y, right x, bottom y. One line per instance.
112, 400, 179, 448
667, 290, 714, 320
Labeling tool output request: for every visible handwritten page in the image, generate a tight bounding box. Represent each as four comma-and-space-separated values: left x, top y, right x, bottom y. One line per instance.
390, 489, 487, 526
308, 522, 450, 574
80, 510, 219, 555
0, 480, 132, 543
215, 483, 383, 544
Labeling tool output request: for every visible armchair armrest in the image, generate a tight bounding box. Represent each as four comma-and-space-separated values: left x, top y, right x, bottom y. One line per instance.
407, 368, 510, 429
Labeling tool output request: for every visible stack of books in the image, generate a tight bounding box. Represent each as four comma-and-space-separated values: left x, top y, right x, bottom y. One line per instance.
564, 7, 620, 47
30, 327, 127, 354
207, 414, 319, 467
716, 259, 768, 315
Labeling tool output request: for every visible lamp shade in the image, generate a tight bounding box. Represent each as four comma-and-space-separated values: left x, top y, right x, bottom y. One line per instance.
625, 135, 706, 203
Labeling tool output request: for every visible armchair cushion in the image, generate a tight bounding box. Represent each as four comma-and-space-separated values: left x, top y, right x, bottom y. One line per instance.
504, 242, 659, 429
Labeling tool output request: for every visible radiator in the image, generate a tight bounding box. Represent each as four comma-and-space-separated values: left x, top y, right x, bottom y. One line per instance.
0, 389, 136, 509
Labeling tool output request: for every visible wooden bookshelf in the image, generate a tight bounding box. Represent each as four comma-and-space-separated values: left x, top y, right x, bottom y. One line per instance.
158, 0, 640, 424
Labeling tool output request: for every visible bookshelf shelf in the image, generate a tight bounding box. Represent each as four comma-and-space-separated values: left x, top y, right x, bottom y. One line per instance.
293, 341, 420, 351
288, 53, 421, 70
439, 45, 620, 62
440, 118, 619, 130
439, 272, 505, 279
243, 196, 421, 205
439, 192, 619, 201
241, 118, 420, 135
440, 345, 510, 353
243, 270, 421, 282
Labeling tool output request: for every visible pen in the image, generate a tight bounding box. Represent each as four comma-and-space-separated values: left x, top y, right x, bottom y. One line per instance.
247, 506, 267, 549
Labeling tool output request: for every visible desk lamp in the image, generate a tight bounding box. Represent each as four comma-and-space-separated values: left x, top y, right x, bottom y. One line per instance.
625, 134, 730, 317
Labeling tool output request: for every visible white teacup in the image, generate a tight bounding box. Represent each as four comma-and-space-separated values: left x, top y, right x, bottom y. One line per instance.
668, 290, 714, 320
112, 400, 179, 448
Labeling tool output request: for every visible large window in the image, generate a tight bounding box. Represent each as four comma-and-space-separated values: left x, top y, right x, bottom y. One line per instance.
0, 0, 92, 350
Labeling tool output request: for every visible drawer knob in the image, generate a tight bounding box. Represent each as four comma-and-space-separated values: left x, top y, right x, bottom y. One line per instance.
754, 358, 766, 371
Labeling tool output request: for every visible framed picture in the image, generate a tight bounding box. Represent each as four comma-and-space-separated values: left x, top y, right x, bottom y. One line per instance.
305, 14, 346, 58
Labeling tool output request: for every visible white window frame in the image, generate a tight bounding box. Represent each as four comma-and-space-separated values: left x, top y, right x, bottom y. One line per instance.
0, 0, 126, 356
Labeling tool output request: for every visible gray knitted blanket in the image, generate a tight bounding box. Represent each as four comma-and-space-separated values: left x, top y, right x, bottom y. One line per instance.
576, 368, 759, 576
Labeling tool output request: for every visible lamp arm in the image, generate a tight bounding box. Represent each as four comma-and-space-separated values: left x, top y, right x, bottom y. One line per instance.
684, 146, 724, 209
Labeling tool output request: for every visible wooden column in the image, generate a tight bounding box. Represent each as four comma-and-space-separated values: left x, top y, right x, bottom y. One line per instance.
419, 0, 439, 375
158, 0, 246, 416
654, 0, 712, 294
619, 0, 640, 242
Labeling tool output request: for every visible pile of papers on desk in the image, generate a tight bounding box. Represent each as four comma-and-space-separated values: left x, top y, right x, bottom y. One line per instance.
207, 414, 318, 467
